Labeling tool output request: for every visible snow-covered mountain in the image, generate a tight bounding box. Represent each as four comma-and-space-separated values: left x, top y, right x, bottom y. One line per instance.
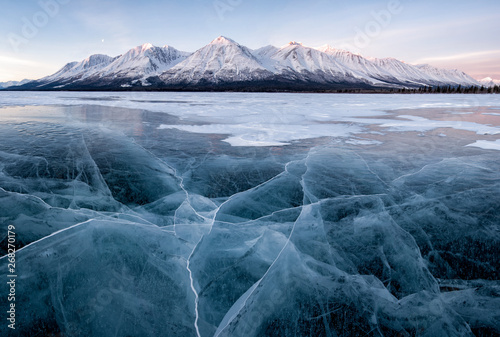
159, 38, 391, 88
262, 42, 376, 85
318, 45, 479, 87
479, 77, 500, 87
317, 45, 402, 85
41, 54, 118, 83
23, 44, 190, 89
99, 43, 190, 83
0, 79, 32, 89
415, 64, 479, 86
13, 36, 485, 91
160, 36, 273, 85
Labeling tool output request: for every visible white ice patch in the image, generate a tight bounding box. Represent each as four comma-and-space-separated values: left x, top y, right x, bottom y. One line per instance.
340, 115, 500, 136
159, 123, 364, 147
465, 139, 500, 151
380, 115, 500, 135
345, 138, 383, 145
449, 111, 474, 115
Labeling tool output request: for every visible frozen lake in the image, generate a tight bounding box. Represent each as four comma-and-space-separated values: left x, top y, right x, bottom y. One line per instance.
0, 92, 499, 336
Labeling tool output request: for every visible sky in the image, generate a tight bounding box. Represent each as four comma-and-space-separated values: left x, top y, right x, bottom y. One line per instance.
0, 0, 499, 82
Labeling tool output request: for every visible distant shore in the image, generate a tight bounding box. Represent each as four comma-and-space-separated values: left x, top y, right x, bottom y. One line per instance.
2, 86, 499, 94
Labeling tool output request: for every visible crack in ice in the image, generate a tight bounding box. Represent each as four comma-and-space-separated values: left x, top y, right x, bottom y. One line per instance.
214, 158, 311, 336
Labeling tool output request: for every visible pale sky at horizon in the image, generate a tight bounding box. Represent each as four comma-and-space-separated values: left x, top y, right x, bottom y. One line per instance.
0, 0, 499, 82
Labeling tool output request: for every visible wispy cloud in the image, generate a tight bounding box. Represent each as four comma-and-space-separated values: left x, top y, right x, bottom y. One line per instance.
0, 55, 58, 82
412, 50, 500, 79
415, 50, 500, 63
0, 55, 42, 67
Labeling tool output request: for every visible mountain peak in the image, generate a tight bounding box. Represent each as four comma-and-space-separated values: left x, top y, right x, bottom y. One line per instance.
140, 43, 154, 51
80, 54, 114, 68
86, 54, 112, 61
317, 44, 343, 53
287, 41, 303, 46
317, 45, 364, 58
210, 36, 238, 45
317, 44, 333, 52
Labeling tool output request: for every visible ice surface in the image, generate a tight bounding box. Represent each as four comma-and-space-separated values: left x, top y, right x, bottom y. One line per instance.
0, 93, 499, 336
1, 91, 500, 147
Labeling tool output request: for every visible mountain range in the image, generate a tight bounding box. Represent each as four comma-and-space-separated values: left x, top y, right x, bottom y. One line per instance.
0, 79, 32, 89
8, 36, 485, 91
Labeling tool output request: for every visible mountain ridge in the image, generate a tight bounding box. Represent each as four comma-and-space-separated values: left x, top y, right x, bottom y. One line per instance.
8, 36, 484, 91
0, 79, 33, 89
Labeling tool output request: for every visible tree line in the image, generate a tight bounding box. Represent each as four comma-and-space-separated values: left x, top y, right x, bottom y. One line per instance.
398, 85, 500, 94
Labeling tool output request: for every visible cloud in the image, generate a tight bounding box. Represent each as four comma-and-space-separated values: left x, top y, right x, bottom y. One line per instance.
415, 50, 500, 63
0, 55, 42, 67
0, 55, 58, 82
